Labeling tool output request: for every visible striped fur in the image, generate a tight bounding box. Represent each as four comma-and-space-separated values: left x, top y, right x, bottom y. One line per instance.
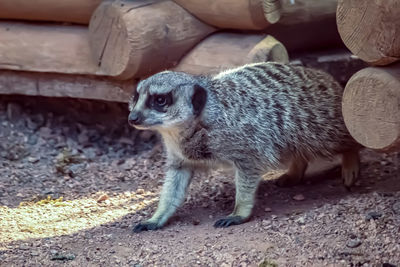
130, 62, 360, 232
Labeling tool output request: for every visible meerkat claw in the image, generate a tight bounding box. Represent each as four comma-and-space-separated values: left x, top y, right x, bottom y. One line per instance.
214, 216, 244, 228
133, 222, 160, 233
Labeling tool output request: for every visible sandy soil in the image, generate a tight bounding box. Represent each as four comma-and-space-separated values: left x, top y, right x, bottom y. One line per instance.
0, 95, 399, 267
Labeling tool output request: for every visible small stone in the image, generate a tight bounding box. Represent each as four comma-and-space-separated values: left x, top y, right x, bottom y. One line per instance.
136, 188, 145, 195
50, 252, 76, 261
27, 157, 39, 163
293, 194, 305, 201
365, 211, 382, 221
19, 244, 30, 250
296, 216, 306, 225
392, 201, 400, 215
192, 218, 200, 225
346, 238, 362, 248
97, 194, 109, 203
264, 207, 272, 212
30, 250, 40, 256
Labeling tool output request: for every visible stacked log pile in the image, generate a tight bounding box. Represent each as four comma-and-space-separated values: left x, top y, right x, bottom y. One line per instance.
338, 0, 400, 152
0, 0, 364, 103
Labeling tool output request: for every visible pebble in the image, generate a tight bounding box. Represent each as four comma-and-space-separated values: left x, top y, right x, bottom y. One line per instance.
392, 201, 400, 215
296, 216, 306, 225
27, 157, 39, 163
50, 252, 76, 261
19, 244, 30, 250
346, 238, 362, 248
30, 251, 39, 256
136, 188, 145, 195
293, 194, 305, 201
97, 194, 109, 203
264, 207, 272, 212
365, 211, 382, 221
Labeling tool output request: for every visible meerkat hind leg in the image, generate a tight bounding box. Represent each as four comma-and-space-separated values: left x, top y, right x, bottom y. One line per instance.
276, 156, 308, 187
342, 149, 360, 189
214, 168, 260, 228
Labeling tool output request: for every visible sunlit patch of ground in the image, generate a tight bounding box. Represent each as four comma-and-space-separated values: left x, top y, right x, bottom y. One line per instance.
0, 190, 158, 244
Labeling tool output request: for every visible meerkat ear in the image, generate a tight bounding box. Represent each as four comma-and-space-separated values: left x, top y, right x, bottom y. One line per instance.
192, 84, 207, 116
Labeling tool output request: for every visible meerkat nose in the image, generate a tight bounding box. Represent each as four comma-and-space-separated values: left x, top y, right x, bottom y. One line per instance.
128, 111, 142, 126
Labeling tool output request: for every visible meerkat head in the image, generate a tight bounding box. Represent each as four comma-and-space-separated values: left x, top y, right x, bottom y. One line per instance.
128, 71, 207, 131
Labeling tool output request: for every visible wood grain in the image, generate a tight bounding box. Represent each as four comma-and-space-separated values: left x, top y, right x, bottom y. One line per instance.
0, 22, 102, 76
174, 33, 288, 75
88, 0, 215, 80
337, 0, 400, 65
342, 65, 400, 152
0, 0, 101, 24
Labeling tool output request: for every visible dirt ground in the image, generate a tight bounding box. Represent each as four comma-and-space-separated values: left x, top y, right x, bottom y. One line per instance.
0, 95, 399, 267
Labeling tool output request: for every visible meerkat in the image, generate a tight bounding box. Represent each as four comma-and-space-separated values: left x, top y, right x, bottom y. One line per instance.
128, 62, 361, 232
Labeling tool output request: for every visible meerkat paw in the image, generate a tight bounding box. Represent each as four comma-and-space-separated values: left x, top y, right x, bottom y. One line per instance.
342, 150, 360, 190
133, 221, 161, 233
275, 174, 302, 187
342, 164, 360, 190
214, 216, 247, 228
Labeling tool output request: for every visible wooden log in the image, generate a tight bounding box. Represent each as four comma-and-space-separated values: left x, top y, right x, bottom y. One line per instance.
0, 0, 101, 24
0, 22, 102, 76
277, 0, 337, 25
0, 70, 134, 103
342, 64, 400, 152
174, 34, 288, 75
88, 0, 215, 80
172, 0, 280, 30
337, 0, 400, 66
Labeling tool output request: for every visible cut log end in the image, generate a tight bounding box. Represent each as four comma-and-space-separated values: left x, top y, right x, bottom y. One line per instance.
337, 0, 400, 66
89, 0, 214, 79
342, 66, 400, 152
262, 0, 282, 24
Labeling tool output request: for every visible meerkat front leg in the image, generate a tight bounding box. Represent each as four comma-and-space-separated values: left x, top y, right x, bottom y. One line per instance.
214, 167, 261, 228
133, 164, 193, 232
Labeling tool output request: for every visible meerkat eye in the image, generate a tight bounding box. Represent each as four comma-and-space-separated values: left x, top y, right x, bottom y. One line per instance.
148, 92, 173, 112
155, 95, 167, 106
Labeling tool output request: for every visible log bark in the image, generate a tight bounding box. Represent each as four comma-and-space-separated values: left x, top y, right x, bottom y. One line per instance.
174, 34, 288, 75
172, 0, 280, 30
337, 0, 400, 65
0, 22, 102, 76
0, 70, 134, 103
342, 65, 400, 152
88, 0, 215, 80
0, 0, 101, 24
277, 0, 337, 25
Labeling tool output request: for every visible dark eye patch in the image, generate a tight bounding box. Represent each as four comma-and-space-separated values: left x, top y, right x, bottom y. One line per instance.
147, 92, 173, 112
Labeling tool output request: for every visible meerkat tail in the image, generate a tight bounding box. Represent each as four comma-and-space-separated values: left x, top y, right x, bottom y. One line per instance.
133, 166, 193, 232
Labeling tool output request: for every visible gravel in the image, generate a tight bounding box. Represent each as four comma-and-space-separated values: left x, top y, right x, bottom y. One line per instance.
0, 95, 400, 266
